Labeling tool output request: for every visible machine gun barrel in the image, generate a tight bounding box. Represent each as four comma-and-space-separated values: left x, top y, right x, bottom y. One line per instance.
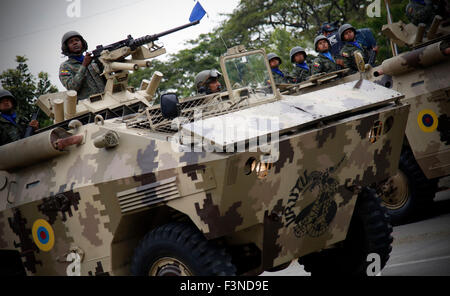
129, 20, 200, 50
92, 20, 200, 57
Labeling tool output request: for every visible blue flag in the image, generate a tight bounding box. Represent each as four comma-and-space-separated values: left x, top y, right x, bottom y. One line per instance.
189, 1, 206, 22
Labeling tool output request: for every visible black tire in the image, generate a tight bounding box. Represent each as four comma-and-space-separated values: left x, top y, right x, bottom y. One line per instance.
381, 148, 438, 225
130, 222, 236, 276
298, 187, 393, 276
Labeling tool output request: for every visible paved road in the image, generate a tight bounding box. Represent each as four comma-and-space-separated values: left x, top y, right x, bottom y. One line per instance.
261, 190, 450, 276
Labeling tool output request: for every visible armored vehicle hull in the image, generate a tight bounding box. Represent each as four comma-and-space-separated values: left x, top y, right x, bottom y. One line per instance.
0, 78, 408, 275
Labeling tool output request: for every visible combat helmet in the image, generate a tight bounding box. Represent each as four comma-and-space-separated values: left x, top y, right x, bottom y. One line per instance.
0, 89, 17, 108
194, 69, 222, 93
321, 22, 338, 33
290, 46, 307, 63
267, 53, 282, 64
314, 35, 331, 51
338, 24, 356, 41
61, 31, 88, 56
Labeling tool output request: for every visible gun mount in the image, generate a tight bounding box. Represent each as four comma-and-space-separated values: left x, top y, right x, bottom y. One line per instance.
36, 21, 200, 128
93, 21, 199, 94
382, 15, 450, 48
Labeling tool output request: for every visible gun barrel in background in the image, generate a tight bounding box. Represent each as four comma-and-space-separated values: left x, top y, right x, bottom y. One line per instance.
375, 41, 449, 76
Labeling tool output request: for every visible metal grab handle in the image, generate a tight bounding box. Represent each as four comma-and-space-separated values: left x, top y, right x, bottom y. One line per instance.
7, 181, 17, 204
94, 115, 105, 125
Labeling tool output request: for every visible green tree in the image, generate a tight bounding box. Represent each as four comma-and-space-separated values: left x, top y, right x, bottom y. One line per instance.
220, 0, 368, 49
0, 56, 58, 127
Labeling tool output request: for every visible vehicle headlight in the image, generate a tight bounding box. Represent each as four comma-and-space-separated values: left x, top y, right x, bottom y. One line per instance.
245, 157, 273, 179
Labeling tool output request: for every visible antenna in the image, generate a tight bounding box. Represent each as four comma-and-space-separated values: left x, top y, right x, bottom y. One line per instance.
219, 34, 229, 51
384, 0, 399, 56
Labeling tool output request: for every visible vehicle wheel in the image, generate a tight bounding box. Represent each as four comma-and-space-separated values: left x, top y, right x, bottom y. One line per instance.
130, 222, 236, 276
379, 148, 438, 225
298, 187, 393, 276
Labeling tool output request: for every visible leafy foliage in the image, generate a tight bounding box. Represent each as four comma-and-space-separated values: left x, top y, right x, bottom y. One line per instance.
0, 56, 58, 127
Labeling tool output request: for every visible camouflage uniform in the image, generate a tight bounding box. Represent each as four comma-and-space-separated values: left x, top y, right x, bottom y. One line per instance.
267, 53, 292, 84
340, 42, 369, 74
59, 58, 105, 101
405, 0, 436, 26
311, 54, 338, 75
271, 69, 291, 84
290, 64, 311, 83
289, 47, 311, 83
0, 114, 24, 146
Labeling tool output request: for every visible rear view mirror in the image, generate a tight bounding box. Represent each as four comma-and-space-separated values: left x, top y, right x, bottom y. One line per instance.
160, 93, 180, 119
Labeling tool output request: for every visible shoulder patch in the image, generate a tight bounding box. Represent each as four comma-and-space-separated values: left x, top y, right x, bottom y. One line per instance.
60, 70, 70, 76
313, 62, 320, 68
342, 52, 349, 58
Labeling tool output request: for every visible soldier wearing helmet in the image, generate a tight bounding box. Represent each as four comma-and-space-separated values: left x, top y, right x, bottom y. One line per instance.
289, 46, 310, 83
320, 21, 342, 58
339, 24, 370, 74
194, 69, 222, 94
311, 35, 338, 75
320, 22, 338, 38
59, 31, 105, 100
0, 89, 39, 146
267, 53, 291, 84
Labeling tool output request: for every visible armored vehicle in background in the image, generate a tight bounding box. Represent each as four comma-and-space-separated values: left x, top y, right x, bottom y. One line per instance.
0, 27, 409, 275
370, 15, 450, 225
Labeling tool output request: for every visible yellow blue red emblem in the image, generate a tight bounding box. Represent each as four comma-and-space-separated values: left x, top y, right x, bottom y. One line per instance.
32, 219, 55, 252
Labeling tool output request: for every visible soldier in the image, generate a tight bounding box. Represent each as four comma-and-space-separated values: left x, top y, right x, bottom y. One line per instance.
59, 31, 105, 101
320, 21, 378, 62
320, 22, 342, 58
194, 69, 222, 94
355, 28, 379, 67
267, 53, 291, 84
0, 89, 39, 146
311, 35, 339, 75
289, 46, 310, 83
339, 24, 370, 74
405, 0, 437, 26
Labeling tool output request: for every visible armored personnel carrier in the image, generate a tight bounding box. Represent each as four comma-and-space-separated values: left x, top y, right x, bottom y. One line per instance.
0, 27, 409, 275
370, 15, 450, 225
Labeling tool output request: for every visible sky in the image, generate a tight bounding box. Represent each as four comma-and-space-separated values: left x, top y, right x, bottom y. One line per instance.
0, 0, 240, 90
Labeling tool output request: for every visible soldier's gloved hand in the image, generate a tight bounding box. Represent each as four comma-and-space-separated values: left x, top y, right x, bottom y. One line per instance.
82, 52, 93, 67
29, 119, 39, 130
